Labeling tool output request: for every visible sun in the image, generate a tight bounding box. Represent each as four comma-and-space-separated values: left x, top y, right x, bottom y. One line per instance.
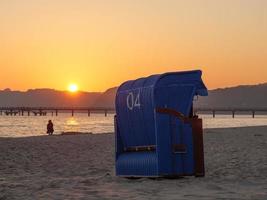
68, 84, 78, 93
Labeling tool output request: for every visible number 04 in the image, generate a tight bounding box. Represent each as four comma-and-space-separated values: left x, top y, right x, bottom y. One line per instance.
127, 92, 141, 110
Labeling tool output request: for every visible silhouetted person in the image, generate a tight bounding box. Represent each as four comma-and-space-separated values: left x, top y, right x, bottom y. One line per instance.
47, 120, 54, 135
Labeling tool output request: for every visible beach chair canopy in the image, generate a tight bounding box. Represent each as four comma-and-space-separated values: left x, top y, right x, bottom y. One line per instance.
116, 70, 207, 148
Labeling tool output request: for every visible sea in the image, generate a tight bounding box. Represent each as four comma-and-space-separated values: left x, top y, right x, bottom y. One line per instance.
0, 113, 267, 137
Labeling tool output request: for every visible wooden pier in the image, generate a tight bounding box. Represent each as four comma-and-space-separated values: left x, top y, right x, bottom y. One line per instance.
0, 107, 115, 117
0, 107, 266, 118
194, 108, 267, 118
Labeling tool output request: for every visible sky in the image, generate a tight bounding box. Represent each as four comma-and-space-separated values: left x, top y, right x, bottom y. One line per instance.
0, 0, 266, 92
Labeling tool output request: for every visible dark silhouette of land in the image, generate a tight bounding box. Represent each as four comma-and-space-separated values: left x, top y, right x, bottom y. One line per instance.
0, 88, 101, 107
196, 83, 267, 109
0, 83, 267, 109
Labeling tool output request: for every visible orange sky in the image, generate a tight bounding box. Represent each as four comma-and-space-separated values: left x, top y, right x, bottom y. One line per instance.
0, 0, 266, 92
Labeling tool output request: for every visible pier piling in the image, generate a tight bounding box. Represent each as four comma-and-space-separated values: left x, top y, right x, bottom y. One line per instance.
212, 110, 215, 118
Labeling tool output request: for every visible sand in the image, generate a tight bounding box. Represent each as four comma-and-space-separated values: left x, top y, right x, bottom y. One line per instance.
0, 126, 267, 200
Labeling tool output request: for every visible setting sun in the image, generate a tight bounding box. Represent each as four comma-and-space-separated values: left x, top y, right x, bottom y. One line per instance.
68, 84, 78, 93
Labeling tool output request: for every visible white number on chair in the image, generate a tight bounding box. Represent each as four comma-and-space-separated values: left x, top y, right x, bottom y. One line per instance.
127, 92, 141, 110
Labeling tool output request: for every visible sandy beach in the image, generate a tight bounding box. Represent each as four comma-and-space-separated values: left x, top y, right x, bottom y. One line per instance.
0, 126, 267, 200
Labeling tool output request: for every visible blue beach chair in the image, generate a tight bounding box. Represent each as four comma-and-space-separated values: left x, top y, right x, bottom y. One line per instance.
115, 70, 208, 177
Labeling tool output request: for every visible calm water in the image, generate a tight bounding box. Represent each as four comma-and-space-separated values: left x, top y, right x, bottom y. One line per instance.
0, 113, 267, 137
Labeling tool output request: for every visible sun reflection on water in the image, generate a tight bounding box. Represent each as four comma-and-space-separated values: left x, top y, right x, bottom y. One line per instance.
63, 117, 80, 133
66, 118, 79, 126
